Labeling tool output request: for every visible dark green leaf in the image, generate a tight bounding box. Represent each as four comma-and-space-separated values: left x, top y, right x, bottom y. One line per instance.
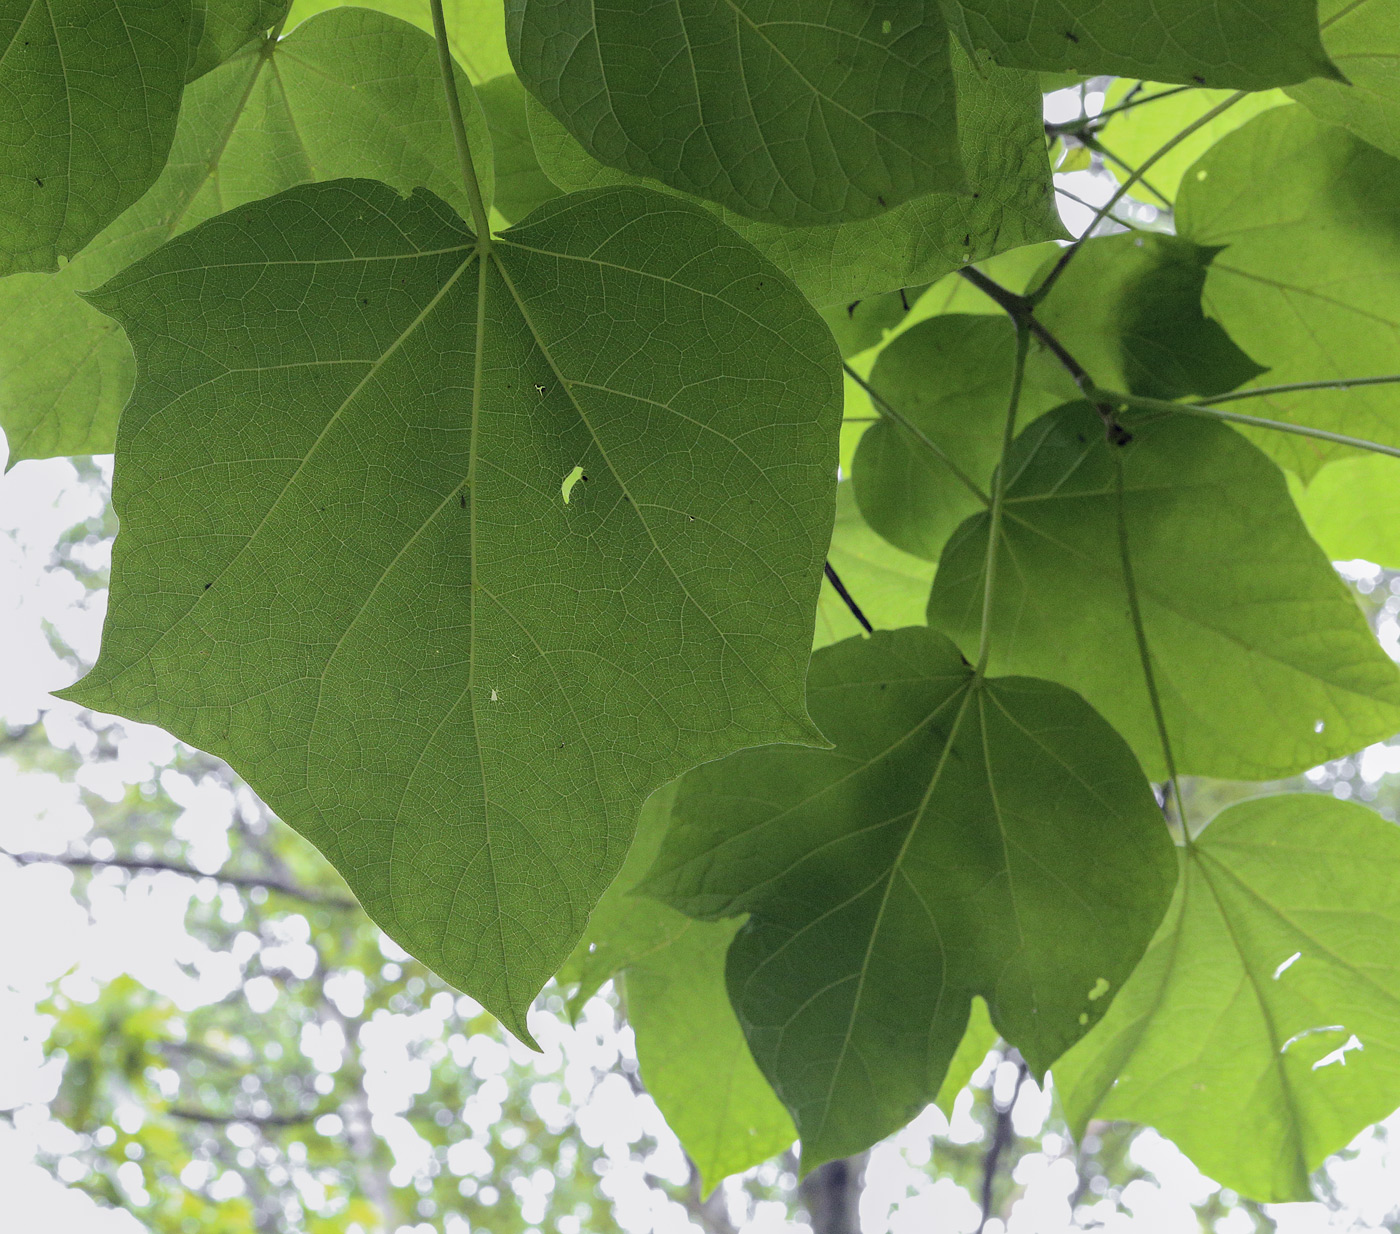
1289, 0, 1400, 160
644, 627, 1175, 1166
526, 42, 1061, 305
0, 0, 192, 274
63, 180, 840, 1039
1056, 795, 1400, 1201
508, 0, 963, 226
815, 486, 936, 650
928, 403, 1400, 779
851, 314, 1061, 561
946, 0, 1338, 89
1036, 232, 1265, 401
1179, 104, 1400, 477
0, 6, 489, 464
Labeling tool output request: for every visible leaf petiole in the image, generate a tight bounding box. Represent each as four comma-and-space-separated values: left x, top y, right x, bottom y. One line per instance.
428, 0, 493, 248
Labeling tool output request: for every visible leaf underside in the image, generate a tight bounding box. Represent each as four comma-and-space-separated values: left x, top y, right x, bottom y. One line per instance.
64, 178, 841, 1040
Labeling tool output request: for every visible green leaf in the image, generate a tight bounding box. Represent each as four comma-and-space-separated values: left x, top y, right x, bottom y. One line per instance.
815, 486, 936, 651
477, 74, 564, 227
928, 403, 1400, 780
851, 314, 1063, 562
936, 999, 997, 1116
1055, 795, 1400, 1202
819, 287, 930, 361
0, 0, 193, 275
1288, 0, 1400, 160
507, 0, 963, 226
526, 42, 1062, 305
945, 0, 1338, 89
625, 921, 797, 1191
1096, 82, 1288, 202
558, 783, 797, 1188
0, 6, 490, 465
186, 0, 289, 80
1291, 456, 1400, 569
63, 179, 840, 1040
1035, 232, 1265, 401
1179, 104, 1400, 478
644, 627, 1176, 1167
285, 0, 512, 82
557, 784, 689, 1015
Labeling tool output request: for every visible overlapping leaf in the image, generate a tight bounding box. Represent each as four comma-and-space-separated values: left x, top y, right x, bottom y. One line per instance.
946, 0, 1337, 88
508, 0, 962, 226
1180, 105, 1400, 477
525, 42, 1061, 305
186, 0, 289, 80
1291, 457, 1400, 569
1055, 795, 1400, 1202
0, 0, 192, 275
63, 179, 841, 1039
286, 0, 512, 81
1035, 233, 1264, 401
851, 314, 1061, 562
477, 74, 563, 225
928, 404, 1400, 779
643, 627, 1176, 1167
1289, 0, 1400, 159
0, 6, 489, 465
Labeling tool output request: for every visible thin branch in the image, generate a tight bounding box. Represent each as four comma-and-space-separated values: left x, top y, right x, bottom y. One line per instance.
1081, 136, 1172, 208
1096, 387, 1400, 461
824, 561, 874, 634
1055, 183, 1141, 230
3, 851, 360, 910
842, 362, 991, 505
1030, 91, 1247, 305
1201, 374, 1400, 406
1044, 84, 1194, 137
167, 1106, 323, 1128
428, 0, 492, 246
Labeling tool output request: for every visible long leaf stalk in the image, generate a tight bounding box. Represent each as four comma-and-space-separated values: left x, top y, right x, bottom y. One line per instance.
428, 0, 493, 248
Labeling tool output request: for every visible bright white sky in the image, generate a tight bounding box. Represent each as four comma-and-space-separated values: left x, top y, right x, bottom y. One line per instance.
5, 88, 1400, 1233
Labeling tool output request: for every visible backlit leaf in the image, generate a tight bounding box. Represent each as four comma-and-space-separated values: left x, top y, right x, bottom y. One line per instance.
644, 627, 1175, 1166
928, 403, 1400, 779
186, 0, 289, 80
508, 0, 962, 226
1180, 105, 1400, 477
0, 0, 192, 274
63, 179, 840, 1039
477, 74, 563, 226
0, 6, 489, 465
526, 42, 1061, 305
1291, 456, 1400, 570
1289, 0, 1400, 160
1055, 795, 1400, 1201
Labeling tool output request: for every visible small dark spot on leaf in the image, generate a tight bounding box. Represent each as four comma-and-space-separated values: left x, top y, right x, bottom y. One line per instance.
1063, 29, 1079, 42
963, 233, 970, 245
899, 288, 910, 311
972, 191, 980, 199
1192, 73, 1206, 85
34, 177, 43, 187
203, 582, 212, 590
459, 491, 467, 509
876, 195, 887, 207
361, 298, 368, 306
1076, 433, 1086, 443
846, 300, 861, 317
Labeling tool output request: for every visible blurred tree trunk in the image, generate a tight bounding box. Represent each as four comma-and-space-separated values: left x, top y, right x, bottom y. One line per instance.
799, 1153, 868, 1234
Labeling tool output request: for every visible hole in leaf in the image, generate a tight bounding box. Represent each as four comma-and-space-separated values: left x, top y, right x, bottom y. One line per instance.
1273, 951, 1302, 979
561, 465, 586, 504
1087, 977, 1110, 1001
1313, 1035, 1363, 1070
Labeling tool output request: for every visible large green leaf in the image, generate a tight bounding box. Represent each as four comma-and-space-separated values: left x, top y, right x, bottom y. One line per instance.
186, 0, 289, 80
1055, 795, 1400, 1202
62, 179, 840, 1040
852, 314, 1070, 563
507, 0, 962, 226
1291, 456, 1400, 569
557, 783, 796, 1189
814, 486, 936, 651
1035, 232, 1265, 401
946, 0, 1337, 88
285, 0, 512, 81
0, 7, 489, 466
1289, 0, 1400, 160
1179, 105, 1400, 478
0, 0, 192, 275
526, 43, 1061, 305
928, 403, 1400, 780
477, 74, 563, 226
643, 627, 1176, 1167
625, 922, 797, 1191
